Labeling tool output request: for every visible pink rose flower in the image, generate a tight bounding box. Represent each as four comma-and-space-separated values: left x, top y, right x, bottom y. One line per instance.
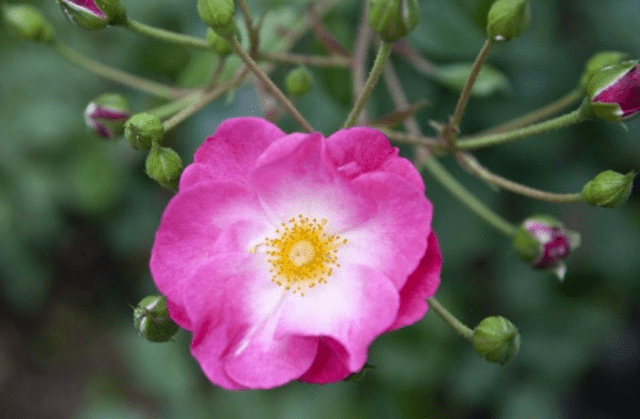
150, 117, 441, 389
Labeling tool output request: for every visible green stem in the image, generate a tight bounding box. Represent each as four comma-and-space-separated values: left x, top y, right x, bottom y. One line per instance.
147, 96, 196, 120
227, 36, 314, 132
54, 43, 187, 99
420, 155, 516, 236
343, 41, 393, 128
124, 18, 212, 50
163, 67, 249, 131
257, 51, 351, 68
204, 57, 227, 91
480, 88, 585, 135
457, 107, 587, 150
443, 39, 495, 143
457, 153, 585, 204
427, 297, 474, 341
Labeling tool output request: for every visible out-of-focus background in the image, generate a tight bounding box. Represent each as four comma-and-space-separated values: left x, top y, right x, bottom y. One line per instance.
1, 0, 639, 418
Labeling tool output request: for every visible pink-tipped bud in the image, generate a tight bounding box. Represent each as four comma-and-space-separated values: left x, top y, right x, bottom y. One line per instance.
56, 0, 126, 30
84, 93, 130, 139
513, 215, 581, 280
587, 60, 640, 122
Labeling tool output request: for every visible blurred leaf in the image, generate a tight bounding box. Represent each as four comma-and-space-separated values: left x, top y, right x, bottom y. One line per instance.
432, 62, 511, 96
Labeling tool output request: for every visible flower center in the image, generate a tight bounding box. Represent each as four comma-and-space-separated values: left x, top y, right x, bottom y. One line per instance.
251, 215, 347, 296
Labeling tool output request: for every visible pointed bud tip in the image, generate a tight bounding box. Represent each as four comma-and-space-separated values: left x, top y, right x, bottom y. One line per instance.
85, 93, 130, 140
56, 0, 127, 30
368, 0, 420, 43
486, 0, 531, 42
586, 61, 640, 122
582, 170, 636, 208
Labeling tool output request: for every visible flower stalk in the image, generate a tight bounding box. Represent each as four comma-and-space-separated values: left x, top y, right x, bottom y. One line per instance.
124, 18, 212, 50
344, 41, 393, 128
54, 43, 189, 99
427, 298, 474, 341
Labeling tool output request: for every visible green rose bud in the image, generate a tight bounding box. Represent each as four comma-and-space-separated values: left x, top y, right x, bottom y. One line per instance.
2, 4, 55, 42
145, 142, 183, 190
124, 113, 164, 151
473, 316, 520, 366
206, 28, 232, 55
586, 60, 640, 122
580, 51, 631, 89
581, 170, 635, 208
197, 0, 236, 37
56, 0, 127, 30
486, 0, 531, 41
133, 295, 179, 343
285, 66, 314, 97
368, 0, 419, 43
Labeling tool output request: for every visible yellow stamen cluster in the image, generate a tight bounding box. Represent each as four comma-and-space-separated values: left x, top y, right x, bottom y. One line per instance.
251, 215, 347, 296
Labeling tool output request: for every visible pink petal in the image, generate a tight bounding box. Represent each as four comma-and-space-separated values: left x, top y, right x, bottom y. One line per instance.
389, 232, 442, 330
298, 337, 351, 383
251, 134, 376, 232
183, 117, 286, 190
150, 182, 267, 303
326, 127, 425, 190
185, 254, 318, 389
341, 171, 433, 290
276, 263, 400, 372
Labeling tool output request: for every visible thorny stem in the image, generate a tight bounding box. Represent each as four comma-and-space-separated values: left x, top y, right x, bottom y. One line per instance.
54, 43, 189, 99
457, 153, 585, 204
443, 38, 495, 145
344, 41, 393, 128
479, 88, 585, 135
383, 57, 516, 236
227, 37, 314, 132
456, 107, 587, 150
124, 18, 212, 50
427, 298, 474, 341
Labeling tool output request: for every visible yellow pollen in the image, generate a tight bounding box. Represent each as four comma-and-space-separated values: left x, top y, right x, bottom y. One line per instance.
250, 214, 347, 296
288, 241, 315, 267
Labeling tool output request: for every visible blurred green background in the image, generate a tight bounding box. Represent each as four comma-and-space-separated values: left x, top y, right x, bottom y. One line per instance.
1, 0, 639, 418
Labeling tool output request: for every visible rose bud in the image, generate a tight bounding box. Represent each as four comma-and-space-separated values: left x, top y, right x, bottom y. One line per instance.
512, 215, 581, 280
56, 0, 126, 30
84, 93, 130, 140
473, 316, 520, 366
368, 0, 420, 43
285, 66, 314, 97
206, 28, 232, 56
2, 4, 55, 43
486, 0, 531, 41
133, 295, 179, 343
124, 112, 164, 151
145, 142, 183, 191
586, 60, 640, 122
197, 0, 236, 37
581, 170, 635, 208
580, 51, 631, 89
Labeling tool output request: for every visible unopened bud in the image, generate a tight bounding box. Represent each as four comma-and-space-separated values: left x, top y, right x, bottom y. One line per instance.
206, 28, 232, 55
513, 215, 581, 280
580, 51, 631, 89
133, 295, 179, 343
582, 170, 635, 208
2, 4, 55, 42
486, 0, 531, 42
368, 0, 419, 43
56, 0, 126, 30
285, 66, 313, 97
84, 93, 130, 140
197, 0, 236, 37
586, 60, 640, 122
145, 142, 183, 190
473, 316, 520, 366
124, 113, 164, 151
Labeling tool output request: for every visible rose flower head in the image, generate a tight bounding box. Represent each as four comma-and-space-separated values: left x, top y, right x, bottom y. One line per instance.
150, 117, 441, 389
